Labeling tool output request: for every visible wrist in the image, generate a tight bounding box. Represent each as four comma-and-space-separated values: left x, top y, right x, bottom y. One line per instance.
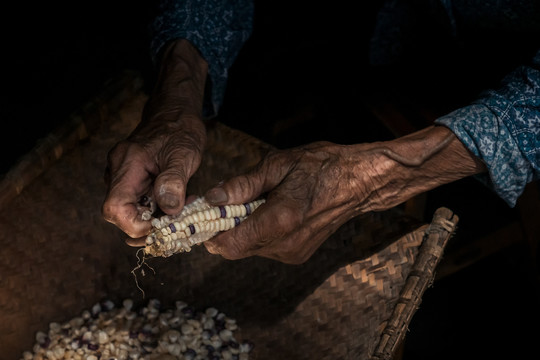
130, 39, 208, 145
350, 126, 486, 213
146, 39, 209, 124
388, 125, 486, 181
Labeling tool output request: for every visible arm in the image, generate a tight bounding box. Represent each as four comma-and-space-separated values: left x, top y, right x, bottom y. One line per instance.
203, 125, 486, 264
103, 0, 254, 240
203, 49, 540, 264
435, 49, 540, 206
151, 0, 254, 117
102, 39, 208, 239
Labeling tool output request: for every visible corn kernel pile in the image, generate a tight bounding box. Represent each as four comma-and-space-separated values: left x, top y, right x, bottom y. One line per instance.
22, 298, 252, 360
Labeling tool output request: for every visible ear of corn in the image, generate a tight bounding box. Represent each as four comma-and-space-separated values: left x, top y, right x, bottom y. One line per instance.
144, 197, 265, 257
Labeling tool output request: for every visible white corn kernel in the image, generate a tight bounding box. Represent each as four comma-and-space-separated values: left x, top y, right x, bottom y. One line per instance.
143, 197, 265, 257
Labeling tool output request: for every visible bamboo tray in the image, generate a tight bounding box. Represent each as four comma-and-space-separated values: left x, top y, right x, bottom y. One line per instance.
0, 71, 457, 360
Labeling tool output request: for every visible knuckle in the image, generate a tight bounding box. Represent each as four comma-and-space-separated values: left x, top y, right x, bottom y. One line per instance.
107, 140, 153, 175
278, 238, 307, 265
101, 206, 116, 224
277, 222, 317, 264
108, 140, 135, 160
203, 240, 220, 255
273, 206, 301, 231
101, 199, 121, 224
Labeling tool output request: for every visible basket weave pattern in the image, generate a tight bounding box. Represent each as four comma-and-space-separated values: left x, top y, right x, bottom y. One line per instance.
0, 73, 457, 360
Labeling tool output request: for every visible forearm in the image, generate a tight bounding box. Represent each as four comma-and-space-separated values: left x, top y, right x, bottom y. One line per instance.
128, 39, 209, 154
150, 0, 254, 116
105, 39, 210, 222
143, 39, 208, 126
352, 125, 487, 212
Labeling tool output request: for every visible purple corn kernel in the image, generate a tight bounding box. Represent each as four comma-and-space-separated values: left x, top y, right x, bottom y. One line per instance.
184, 348, 197, 359
234, 217, 240, 226
169, 223, 176, 233
244, 203, 251, 215
181, 306, 195, 318
188, 224, 195, 235
87, 343, 99, 351
39, 337, 51, 349
219, 206, 226, 218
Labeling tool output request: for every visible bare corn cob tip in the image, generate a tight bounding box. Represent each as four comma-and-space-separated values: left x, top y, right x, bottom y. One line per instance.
144, 197, 266, 258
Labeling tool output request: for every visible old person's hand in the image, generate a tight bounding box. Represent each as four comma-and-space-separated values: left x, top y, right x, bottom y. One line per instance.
102, 39, 208, 240
202, 141, 384, 264
203, 126, 486, 264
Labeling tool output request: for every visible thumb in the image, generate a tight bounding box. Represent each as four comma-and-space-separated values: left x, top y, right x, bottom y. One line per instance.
205, 152, 289, 205
154, 148, 202, 214
153, 168, 188, 215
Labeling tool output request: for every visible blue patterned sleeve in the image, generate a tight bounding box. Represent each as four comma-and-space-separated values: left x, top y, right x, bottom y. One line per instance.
150, 0, 254, 117
435, 50, 540, 207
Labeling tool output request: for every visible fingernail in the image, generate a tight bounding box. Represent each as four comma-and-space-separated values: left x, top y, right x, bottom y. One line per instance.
160, 192, 179, 209
206, 187, 228, 204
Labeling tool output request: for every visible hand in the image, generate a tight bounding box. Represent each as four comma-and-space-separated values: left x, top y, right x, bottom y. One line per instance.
102, 39, 208, 241
202, 126, 486, 264
202, 141, 386, 264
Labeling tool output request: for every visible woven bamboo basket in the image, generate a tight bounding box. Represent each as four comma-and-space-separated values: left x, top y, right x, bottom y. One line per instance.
0, 71, 457, 360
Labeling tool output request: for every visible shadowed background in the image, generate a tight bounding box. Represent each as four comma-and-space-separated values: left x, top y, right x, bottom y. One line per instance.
2, 1, 539, 359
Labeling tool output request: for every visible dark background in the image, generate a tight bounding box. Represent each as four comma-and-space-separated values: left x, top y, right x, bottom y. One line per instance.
2, 1, 539, 359
1, 1, 154, 174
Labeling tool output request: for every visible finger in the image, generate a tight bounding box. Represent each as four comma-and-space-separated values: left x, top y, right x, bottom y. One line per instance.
154, 144, 202, 215
205, 152, 289, 205
126, 236, 146, 247
203, 199, 272, 258
205, 195, 350, 263
204, 196, 299, 260
203, 216, 261, 259
153, 168, 188, 215
102, 144, 155, 238
102, 181, 152, 239
185, 194, 199, 205
123, 194, 200, 249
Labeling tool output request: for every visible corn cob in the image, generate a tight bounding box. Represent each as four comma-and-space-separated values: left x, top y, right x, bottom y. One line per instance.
144, 197, 265, 258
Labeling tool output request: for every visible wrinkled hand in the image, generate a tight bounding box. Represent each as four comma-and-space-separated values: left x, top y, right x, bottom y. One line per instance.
202, 141, 389, 264
102, 39, 208, 241
102, 115, 206, 240
202, 126, 486, 264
